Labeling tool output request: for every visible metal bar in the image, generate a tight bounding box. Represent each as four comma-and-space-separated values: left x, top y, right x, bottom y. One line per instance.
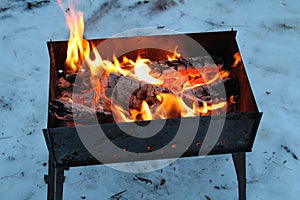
232, 152, 246, 200
55, 166, 65, 200
47, 41, 58, 128
47, 154, 55, 200
46, 153, 65, 200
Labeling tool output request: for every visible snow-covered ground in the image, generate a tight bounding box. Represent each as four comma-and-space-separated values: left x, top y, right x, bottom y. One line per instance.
0, 0, 300, 199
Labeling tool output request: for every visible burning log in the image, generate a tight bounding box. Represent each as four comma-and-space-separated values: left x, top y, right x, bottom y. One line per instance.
50, 99, 113, 125
107, 72, 233, 118
56, 74, 100, 108
50, 72, 238, 123
107, 72, 170, 110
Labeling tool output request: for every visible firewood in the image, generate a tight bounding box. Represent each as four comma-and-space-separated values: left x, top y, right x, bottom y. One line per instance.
107, 72, 232, 111
50, 99, 113, 124
107, 72, 169, 110
64, 73, 93, 90
56, 74, 103, 108
57, 77, 72, 89
51, 55, 238, 124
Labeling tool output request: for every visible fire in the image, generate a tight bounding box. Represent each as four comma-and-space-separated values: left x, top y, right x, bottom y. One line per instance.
154, 93, 182, 119
232, 52, 241, 67
58, 0, 106, 77
131, 56, 163, 85
167, 45, 181, 61
111, 55, 163, 85
85, 43, 105, 76
111, 104, 132, 122
57, 0, 234, 123
130, 100, 152, 121
57, 0, 88, 73
182, 68, 230, 90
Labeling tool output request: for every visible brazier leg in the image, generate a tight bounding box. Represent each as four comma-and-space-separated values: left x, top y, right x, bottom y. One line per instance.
55, 166, 65, 200
47, 154, 55, 200
232, 152, 246, 200
46, 154, 65, 200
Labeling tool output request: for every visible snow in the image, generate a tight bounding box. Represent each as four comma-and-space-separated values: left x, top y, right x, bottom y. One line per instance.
0, 0, 299, 199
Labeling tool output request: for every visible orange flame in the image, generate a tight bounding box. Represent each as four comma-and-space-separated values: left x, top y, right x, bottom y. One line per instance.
57, 0, 108, 77
130, 100, 152, 121
57, 0, 88, 73
232, 52, 241, 67
184, 69, 230, 90
167, 45, 181, 61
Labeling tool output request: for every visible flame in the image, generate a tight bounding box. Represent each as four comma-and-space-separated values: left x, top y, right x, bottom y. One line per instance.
130, 100, 152, 121
58, 0, 108, 77
196, 101, 227, 115
57, 0, 233, 123
202, 101, 208, 114
232, 52, 241, 67
167, 46, 181, 61
111, 104, 132, 122
129, 55, 163, 85
85, 42, 104, 76
57, 0, 163, 83
154, 93, 182, 119
230, 95, 236, 104
184, 69, 230, 90
57, 0, 88, 73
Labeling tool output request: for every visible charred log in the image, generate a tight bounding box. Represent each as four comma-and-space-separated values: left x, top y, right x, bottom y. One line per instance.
107, 72, 170, 110
50, 99, 113, 124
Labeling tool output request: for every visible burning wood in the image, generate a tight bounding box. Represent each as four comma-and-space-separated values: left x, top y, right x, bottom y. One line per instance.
50, 99, 113, 125
50, 0, 240, 126
50, 56, 239, 125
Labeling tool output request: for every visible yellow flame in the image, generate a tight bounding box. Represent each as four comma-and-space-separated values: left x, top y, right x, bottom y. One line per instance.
130, 100, 152, 121
57, 0, 88, 73
167, 45, 181, 61
132, 56, 163, 85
